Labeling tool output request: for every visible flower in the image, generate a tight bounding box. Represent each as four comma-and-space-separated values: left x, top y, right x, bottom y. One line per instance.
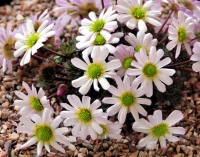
17, 108, 71, 155
166, 11, 195, 58
60, 95, 109, 140
78, 6, 118, 42
116, 0, 161, 32
108, 44, 136, 77
71, 47, 121, 95
14, 19, 55, 66
102, 75, 151, 124
126, 46, 175, 97
53, 0, 111, 27
132, 110, 185, 150
98, 121, 122, 139
14, 81, 53, 116
124, 31, 157, 53
76, 32, 123, 58
0, 23, 15, 73
190, 42, 200, 72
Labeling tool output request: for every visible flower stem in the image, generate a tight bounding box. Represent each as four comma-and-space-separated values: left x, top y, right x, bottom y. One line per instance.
54, 76, 69, 81
101, 0, 104, 8
166, 60, 193, 67
154, 10, 173, 38
43, 47, 64, 57
181, 68, 194, 72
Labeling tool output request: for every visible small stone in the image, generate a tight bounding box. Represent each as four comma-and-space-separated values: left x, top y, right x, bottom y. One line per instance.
10, 132, 19, 140
138, 151, 147, 157
79, 148, 88, 154
176, 145, 180, 153
129, 151, 139, 157
123, 139, 129, 143
77, 153, 86, 157
0, 149, 7, 157
104, 150, 112, 157
2, 102, 9, 109
102, 143, 109, 149
180, 145, 188, 154
173, 153, 184, 157
4, 140, 12, 156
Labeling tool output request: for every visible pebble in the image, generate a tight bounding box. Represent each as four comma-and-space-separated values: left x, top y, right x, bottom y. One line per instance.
104, 150, 112, 157
102, 143, 109, 149
2, 102, 9, 109
16, 14, 24, 21
0, 150, 7, 157
10, 132, 19, 140
4, 140, 12, 156
138, 151, 147, 157
79, 148, 88, 154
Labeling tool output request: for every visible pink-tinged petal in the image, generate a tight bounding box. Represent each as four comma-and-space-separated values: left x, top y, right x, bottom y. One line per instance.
63, 118, 77, 126
123, 75, 131, 91
60, 103, 76, 111
126, 19, 137, 30
98, 77, 110, 90
30, 114, 42, 124
67, 94, 82, 108
133, 118, 153, 129
115, 5, 130, 13
175, 43, 181, 58
146, 139, 158, 150
92, 109, 103, 117
105, 60, 121, 71
89, 12, 97, 21
158, 74, 173, 85
117, 0, 131, 8
135, 87, 148, 98
145, 80, 153, 97
138, 135, 153, 147
153, 77, 166, 93
20, 137, 37, 149
79, 79, 93, 95
148, 115, 160, 126
20, 49, 32, 66
72, 123, 81, 136
135, 104, 147, 116
37, 141, 43, 156
126, 68, 141, 76
88, 126, 97, 140
100, 30, 111, 40
51, 116, 62, 129
165, 134, 180, 142
93, 79, 100, 91
17, 126, 32, 134
37, 88, 45, 98
72, 76, 89, 88
118, 106, 128, 124
107, 103, 121, 116
91, 121, 103, 134
157, 58, 171, 68
166, 40, 177, 51
159, 69, 175, 76
131, 61, 143, 69
90, 99, 101, 110
102, 97, 119, 104
117, 14, 132, 23
130, 106, 139, 121
138, 20, 147, 32
82, 96, 91, 108
71, 58, 87, 70
19, 107, 34, 117
146, 17, 161, 27
55, 135, 70, 145
190, 54, 200, 61
14, 46, 26, 57
108, 85, 121, 96
54, 127, 69, 135
192, 62, 200, 72
153, 110, 163, 124
169, 127, 185, 135
44, 144, 50, 152
80, 125, 88, 140
60, 111, 76, 119
184, 42, 192, 55
14, 100, 28, 107
164, 110, 183, 126
50, 141, 65, 153
159, 137, 166, 148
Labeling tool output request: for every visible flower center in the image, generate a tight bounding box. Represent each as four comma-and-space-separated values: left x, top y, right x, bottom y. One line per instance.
2, 37, 14, 60
142, 63, 157, 78
178, 26, 187, 42
99, 124, 108, 137
90, 19, 105, 32
26, 33, 39, 48
131, 6, 146, 19
87, 63, 104, 79
76, 108, 93, 124
79, 3, 98, 16
123, 57, 134, 69
29, 96, 44, 112
120, 92, 136, 107
135, 45, 143, 52
93, 34, 106, 45
149, 122, 169, 138
34, 123, 53, 142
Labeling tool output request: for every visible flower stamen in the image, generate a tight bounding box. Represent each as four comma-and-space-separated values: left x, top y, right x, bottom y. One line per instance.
29, 97, 44, 112
142, 63, 157, 78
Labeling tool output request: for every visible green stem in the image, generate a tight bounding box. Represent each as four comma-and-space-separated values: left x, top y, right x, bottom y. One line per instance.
166, 60, 193, 68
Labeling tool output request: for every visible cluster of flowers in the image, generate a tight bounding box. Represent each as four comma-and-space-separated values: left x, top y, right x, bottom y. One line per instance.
2, 0, 200, 155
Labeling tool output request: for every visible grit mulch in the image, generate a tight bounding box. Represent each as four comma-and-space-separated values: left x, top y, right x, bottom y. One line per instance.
0, 0, 200, 157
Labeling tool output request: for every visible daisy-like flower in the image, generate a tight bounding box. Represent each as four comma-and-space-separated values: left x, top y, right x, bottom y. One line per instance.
14, 81, 53, 116
78, 6, 118, 42
98, 121, 122, 139
126, 46, 176, 97
102, 75, 151, 124
166, 11, 195, 58
108, 44, 136, 77
53, 0, 111, 27
0, 23, 15, 73
17, 108, 71, 155
116, 0, 161, 32
190, 42, 200, 72
14, 20, 55, 66
71, 47, 121, 95
60, 95, 109, 140
132, 110, 185, 150
125, 31, 157, 53
76, 32, 124, 58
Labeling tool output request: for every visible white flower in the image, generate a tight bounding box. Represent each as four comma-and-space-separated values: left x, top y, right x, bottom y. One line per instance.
78, 6, 118, 42
98, 121, 122, 139
125, 31, 157, 53
71, 47, 121, 95
14, 81, 53, 116
126, 46, 176, 97
102, 75, 151, 124
166, 11, 195, 58
132, 110, 185, 150
116, 0, 161, 32
17, 108, 71, 155
77, 32, 123, 58
190, 42, 200, 72
60, 95, 109, 140
14, 20, 55, 66
108, 44, 135, 77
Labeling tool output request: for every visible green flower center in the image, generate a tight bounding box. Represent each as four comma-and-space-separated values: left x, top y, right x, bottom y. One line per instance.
2, 36, 14, 60
178, 26, 187, 42
131, 6, 146, 19
26, 33, 39, 48
93, 34, 106, 45
76, 108, 93, 124
99, 124, 108, 137
142, 63, 157, 78
135, 46, 143, 52
123, 57, 134, 69
79, 3, 98, 16
120, 92, 136, 107
149, 122, 169, 138
29, 97, 44, 112
34, 123, 54, 142
90, 19, 105, 32
87, 63, 104, 79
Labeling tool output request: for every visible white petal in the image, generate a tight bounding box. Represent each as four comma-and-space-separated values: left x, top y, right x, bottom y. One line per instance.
37, 141, 43, 156
138, 20, 147, 32
164, 110, 183, 126
71, 58, 87, 70
50, 141, 65, 153
98, 77, 110, 90
107, 103, 121, 116
138, 135, 153, 147
118, 106, 128, 124
169, 127, 185, 135
20, 137, 37, 149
